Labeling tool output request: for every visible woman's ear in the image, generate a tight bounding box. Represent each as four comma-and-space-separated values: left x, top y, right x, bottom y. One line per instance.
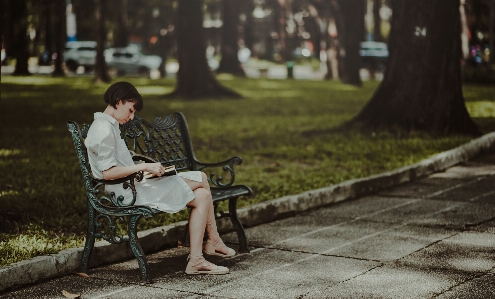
115, 99, 122, 107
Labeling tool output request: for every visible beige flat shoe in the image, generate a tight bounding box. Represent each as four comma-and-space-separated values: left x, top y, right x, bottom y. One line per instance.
203, 239, 236, 257
185, 255, 229, 275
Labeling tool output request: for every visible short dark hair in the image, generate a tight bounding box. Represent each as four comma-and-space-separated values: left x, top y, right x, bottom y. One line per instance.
103, 81, 143, 111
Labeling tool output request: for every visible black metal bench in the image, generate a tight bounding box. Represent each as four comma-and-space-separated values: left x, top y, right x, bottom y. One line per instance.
67, 112, 252, 282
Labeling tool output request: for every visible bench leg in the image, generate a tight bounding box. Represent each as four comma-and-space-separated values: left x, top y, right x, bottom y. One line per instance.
228, 197, 250, 253
81, 206, 96, 274
128, 215, 152, 283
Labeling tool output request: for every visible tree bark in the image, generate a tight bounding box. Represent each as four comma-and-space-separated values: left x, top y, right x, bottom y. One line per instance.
339, 0, 364, 86
277, 0, 291, 62
52, 0, 66, 77
94, 0, 111, 83
1, 0, 10, 63
217, 0, 245, 76
490, 0, 495, 64
351, 0, 480, 136
41, 0, 53, 59
172, 0, 240, 98
242, 0, 255, 53
373, 0, 383, 42
113, 0, 129, 48
11, 0, 30, 76
321, 0, 344, 80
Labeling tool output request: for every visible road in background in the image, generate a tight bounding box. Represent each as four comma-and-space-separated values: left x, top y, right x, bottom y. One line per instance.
1, 61, 382, 81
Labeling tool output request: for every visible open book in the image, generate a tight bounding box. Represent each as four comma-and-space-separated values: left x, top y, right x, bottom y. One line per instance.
131, 154, 178, 179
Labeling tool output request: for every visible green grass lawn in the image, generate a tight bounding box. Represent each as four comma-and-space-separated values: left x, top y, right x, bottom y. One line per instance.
1, 75, 494, 267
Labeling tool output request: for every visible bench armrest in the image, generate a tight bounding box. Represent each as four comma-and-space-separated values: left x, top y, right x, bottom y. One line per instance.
91, 172, 144, 207
194, 156, 243, 187
131, 153, 159, 163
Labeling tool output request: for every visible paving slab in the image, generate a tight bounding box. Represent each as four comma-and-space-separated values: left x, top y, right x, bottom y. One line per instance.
378, 177, 468, 198
398, 232, 495, 273
426, 176, 495, 203
193, 252, 380, 299
328, 224, 456, 262
221, 213, 350, 247
306, 264, 476, 299
435, 272, 495, 299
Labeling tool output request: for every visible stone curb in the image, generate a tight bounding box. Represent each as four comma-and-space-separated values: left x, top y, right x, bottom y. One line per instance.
2, 131, 495, 292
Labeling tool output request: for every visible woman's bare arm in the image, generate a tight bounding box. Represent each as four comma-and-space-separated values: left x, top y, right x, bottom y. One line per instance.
102, 162, 164, 180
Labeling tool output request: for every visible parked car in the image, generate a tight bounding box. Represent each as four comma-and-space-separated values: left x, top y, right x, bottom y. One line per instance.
105, 47, 162, 75
359, 41, 388, 72
63, 41, 99, 72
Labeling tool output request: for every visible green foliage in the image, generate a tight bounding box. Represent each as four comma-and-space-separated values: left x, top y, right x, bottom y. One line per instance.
1, 76, 494, 266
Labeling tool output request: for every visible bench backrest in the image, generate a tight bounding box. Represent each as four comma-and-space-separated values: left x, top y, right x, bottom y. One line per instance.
67, 121, 96, 197
121, 112, 197, 171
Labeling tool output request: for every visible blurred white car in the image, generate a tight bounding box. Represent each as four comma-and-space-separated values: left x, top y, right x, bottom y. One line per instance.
105, 47, 162, 75
63, 41, 99, 71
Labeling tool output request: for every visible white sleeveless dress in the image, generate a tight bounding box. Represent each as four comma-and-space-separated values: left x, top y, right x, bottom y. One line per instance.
84, 113, 202, 213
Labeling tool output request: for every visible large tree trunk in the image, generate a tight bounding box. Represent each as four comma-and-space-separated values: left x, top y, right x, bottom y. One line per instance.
52, 0, 66, 77
94, 0, 111, 83
113, 0, 129, 48
217, 0, 245, 76
352, 0, 480, 136
269, 0, 291, 62
1, 0, 10, 64
322, 0, 343, 80
11, 0, 30, 76
373, 0, 383, 42
172, 0, 240, 98
490, 0, 495, 64
242, 0, 255, 54
41, 0, 53, 60
339, 0, 364, 86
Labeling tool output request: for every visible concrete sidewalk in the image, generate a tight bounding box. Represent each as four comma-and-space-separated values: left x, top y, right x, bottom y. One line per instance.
1, 148, 495, 297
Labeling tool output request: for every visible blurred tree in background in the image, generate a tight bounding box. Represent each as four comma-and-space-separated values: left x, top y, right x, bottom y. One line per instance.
52, 0, 66, 77
352, 0, 480, 135
94, 0, 111, 82
217, 0, 245, 76
1, 0, 494, 107
339, 0, 365, 87
4, 0, 31, 76
172, 0, 240, 98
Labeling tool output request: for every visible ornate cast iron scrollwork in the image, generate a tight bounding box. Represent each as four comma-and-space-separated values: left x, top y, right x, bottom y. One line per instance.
94, 214, 129, 244
122, 114, 192, 171
93, 171, 144, 207
196, 156, 243, 187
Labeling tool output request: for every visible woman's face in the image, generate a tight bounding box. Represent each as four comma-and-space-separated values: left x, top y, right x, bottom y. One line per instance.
114, 100, 136, 124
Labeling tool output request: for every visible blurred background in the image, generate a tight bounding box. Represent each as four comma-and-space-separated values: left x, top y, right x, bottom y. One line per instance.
1, 0, 493, 82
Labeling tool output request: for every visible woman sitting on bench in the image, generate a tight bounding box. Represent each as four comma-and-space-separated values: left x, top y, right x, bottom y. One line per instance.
84, 81, 235, 275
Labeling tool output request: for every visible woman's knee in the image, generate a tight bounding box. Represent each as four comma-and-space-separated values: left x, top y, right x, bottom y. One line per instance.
194, 187, 212, 203
200, 172, 210, 189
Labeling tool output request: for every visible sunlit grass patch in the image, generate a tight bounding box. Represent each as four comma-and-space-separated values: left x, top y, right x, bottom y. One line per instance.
0, 76, 67, 86
0, 149, 21, 157
136, 85, 174, 95
0, 190, 19, 197
466, 101, 495, 118
0, 225, 84, 266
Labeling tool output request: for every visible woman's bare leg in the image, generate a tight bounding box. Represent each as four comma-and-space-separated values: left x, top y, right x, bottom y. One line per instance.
183, 172, 230, 255
183, 173, 230, 274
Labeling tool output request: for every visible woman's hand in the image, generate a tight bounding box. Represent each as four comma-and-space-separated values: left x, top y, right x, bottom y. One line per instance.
145, 162, 165, 177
